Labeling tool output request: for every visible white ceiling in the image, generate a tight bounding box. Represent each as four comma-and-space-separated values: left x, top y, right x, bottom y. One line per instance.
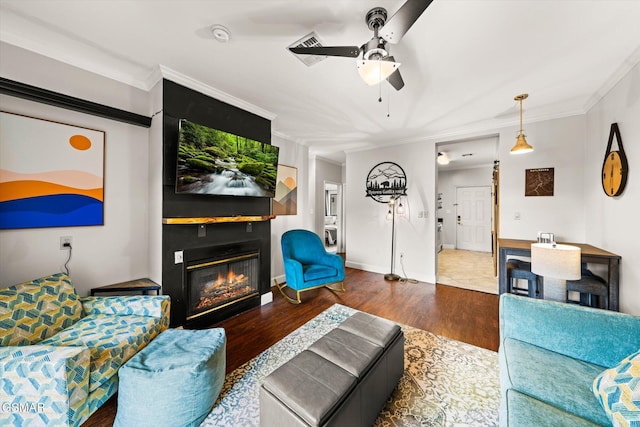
1, 0, 639, 165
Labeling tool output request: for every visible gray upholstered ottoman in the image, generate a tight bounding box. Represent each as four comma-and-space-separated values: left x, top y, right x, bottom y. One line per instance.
114, 328, 226, 427
260, 311, 404, 426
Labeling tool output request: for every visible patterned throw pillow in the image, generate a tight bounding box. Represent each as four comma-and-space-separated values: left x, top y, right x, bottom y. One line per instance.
0, 273, 83, 346
593, 349, 640, 427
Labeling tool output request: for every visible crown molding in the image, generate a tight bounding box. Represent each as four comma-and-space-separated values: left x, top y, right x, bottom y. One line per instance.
272, 130, 308, 145
583, 45, 640, 113
148, 65, 276, 121
1, 33, 150, 91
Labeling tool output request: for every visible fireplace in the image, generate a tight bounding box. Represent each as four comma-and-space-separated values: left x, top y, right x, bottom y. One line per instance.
166, 237, 268, 329
186, 249, 259, 322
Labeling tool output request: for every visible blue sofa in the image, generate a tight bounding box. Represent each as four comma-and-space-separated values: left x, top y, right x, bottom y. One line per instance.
499, 294, 640, 426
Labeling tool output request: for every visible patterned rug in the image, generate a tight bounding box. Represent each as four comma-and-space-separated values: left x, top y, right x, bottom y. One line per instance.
200, 304, 500, 426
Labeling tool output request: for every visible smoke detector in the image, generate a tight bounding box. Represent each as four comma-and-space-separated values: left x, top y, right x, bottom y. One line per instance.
210, 25, 231, 43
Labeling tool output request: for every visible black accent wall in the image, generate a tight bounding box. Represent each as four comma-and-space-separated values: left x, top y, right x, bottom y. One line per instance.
161, 80, 273, 327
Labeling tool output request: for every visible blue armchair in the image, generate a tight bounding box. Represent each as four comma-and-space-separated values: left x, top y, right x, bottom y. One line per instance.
275, 229, 346, 304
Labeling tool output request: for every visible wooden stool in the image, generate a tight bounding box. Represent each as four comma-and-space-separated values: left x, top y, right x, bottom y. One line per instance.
507, 259, 542, 298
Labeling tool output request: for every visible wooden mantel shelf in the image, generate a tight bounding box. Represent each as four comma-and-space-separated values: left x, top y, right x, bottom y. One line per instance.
163, 215, 275, 225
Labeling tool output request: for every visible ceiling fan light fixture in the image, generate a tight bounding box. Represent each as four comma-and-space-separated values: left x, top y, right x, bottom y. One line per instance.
511, 93, 534, 154
357, 59, 401, 85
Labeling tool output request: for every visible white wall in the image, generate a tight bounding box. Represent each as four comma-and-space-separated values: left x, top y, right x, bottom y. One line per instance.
498, 115, 587, 242
0, 43, 152, 295
270, 135, 311, 282
437, 166, 493, 247
346, 114, 590, 285
585, 61, 640, 315
346, 143, 436, 282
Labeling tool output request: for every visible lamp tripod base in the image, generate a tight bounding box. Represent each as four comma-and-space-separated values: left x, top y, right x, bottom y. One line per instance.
384, 273, 401, 281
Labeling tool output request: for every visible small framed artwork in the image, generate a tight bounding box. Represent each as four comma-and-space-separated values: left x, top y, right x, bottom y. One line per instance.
0, 111, 105, 229
273, 164, 297, 215
525, 167, 554, 197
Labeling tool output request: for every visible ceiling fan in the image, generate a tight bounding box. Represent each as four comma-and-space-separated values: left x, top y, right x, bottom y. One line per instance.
288, 0, 434, 91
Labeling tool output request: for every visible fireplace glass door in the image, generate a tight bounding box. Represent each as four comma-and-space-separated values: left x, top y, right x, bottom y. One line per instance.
186, 252, 259, 320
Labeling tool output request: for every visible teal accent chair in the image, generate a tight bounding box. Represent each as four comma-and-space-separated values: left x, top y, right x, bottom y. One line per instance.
275, 229, 346, 303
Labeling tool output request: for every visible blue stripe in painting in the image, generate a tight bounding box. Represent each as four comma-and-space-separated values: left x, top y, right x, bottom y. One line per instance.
0, 195, 103, 229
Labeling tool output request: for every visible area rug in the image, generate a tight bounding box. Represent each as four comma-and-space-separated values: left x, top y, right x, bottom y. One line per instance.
200, 304, 500, 426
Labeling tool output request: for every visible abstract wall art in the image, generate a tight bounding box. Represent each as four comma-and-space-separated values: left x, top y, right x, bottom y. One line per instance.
0, 111, 105, 229
273, 164, 297, 215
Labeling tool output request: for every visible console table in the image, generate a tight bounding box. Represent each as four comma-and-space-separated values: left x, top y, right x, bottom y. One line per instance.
90, 278, 161, 296
498, 238, 621, 311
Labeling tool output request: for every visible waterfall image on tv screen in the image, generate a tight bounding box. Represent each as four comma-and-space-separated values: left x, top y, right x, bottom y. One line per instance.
175, 119, 279, 197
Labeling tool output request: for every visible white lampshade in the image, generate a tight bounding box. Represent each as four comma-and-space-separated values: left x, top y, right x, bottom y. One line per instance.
531, 243, 581, 280
357, 59, 400, 85
437, 152, 450, 165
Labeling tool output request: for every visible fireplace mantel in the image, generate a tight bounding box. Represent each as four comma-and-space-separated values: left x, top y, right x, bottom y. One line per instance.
163, 215, 275, 225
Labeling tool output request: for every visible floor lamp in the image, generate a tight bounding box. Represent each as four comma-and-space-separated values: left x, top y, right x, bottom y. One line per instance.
384, 196, 404, 281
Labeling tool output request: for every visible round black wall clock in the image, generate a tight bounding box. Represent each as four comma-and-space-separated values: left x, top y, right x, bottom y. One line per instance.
601, 123, 629, 197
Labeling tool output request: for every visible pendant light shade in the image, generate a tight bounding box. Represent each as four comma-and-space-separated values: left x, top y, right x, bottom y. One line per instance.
511, 94, 533, 154
437, 152, 450, 165
357, 59, 401, 85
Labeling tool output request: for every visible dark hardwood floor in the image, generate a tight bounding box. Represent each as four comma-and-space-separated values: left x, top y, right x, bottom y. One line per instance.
83, 266, 499, 426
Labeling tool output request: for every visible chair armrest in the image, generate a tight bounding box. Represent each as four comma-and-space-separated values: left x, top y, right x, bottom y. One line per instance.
316, 252, 345, 280
80, 295, 171, 331
499, 294, 640, 367
283, 258, 304, 289
0, 345, 91, 425
80, 295, 170, 317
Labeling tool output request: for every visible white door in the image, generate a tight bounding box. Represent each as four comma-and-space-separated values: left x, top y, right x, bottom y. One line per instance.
456, 186, 492, 252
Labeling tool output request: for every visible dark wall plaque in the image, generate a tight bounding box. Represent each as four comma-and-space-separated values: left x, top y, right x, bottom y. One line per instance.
525, 167, 554, 196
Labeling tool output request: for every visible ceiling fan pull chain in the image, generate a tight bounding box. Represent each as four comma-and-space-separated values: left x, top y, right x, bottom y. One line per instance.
387, 87, 391, 118
378, 61, 384, 103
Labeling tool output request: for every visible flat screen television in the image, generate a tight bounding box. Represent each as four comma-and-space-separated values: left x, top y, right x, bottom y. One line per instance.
175, 119, 279, 197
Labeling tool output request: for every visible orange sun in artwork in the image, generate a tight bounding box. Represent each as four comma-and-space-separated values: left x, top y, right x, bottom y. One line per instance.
69, 134, 92, 150
283, 177, 296, 189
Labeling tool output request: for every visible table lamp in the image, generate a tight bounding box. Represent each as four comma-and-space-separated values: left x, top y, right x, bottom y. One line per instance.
531, 243, 581, 302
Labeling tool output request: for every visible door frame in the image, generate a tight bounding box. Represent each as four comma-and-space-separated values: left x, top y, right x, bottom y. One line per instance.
435, 137, 500, 284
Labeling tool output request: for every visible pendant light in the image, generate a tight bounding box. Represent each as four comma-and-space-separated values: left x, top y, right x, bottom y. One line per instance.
511, 94, 534, 154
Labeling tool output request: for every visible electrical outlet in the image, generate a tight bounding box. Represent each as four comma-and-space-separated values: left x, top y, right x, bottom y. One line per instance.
174, 250, 184, 264
60, 236, 72, 250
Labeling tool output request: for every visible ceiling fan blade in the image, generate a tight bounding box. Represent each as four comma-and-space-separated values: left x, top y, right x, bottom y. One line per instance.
380, 0, 433, 44
385, 56, 405, 90
289, 46, 360, 58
